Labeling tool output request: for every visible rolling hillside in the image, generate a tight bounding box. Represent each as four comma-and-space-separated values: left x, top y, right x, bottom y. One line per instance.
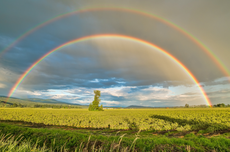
0, 96, 87, 108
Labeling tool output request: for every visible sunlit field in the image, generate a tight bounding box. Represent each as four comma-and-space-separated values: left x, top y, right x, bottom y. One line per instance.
1, 108, 230, 151
1, 108, 230, 131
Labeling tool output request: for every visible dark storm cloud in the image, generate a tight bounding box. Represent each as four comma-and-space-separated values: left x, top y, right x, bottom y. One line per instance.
202, 77, 230, 86
206, 89, 230, 96
1, 0, 228, 85
5, 36, 190, 92
0, 0, 77, 37
208, 96, 230, 106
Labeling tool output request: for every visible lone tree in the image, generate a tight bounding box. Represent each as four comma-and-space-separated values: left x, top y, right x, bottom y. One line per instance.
88, 90, 103, 111
185, 104, 189, 108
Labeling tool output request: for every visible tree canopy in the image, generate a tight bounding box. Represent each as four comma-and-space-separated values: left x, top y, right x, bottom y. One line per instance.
88, 90, 103, 111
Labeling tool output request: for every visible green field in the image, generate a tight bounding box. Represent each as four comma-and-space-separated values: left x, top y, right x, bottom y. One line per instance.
0, 108, 230, 151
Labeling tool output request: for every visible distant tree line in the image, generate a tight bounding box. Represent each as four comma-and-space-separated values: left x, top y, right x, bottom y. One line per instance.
33, 104, 82, 109
183, 103, 230, 108
213, 103, 230, 107
0, 101, 82, 109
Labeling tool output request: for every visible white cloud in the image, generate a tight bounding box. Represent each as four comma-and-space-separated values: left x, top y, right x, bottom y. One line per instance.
135, 87, 172, 101
50, 94, 79, 100
100, 86, 136, 97
214, 77, 230, 82
0, 83, 6, 88
152, 101, 161, 103
11, 84, 209, 106
101, 100, 120, 105
90, 79, 99, 83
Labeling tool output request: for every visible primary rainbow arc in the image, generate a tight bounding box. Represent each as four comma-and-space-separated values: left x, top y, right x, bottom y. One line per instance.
7, 34, 212, 107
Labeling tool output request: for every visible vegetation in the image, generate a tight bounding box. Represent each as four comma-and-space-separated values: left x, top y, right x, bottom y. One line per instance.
88, 90, 103, 111
185, 104, 189, 108
213, 103, 230, 107
33, 104, 82, 109
1, 122, 230, 152
1, 108, 230, 132
1, 106, 230, 151
0, 96, 39, 106
0, 97, 86, 109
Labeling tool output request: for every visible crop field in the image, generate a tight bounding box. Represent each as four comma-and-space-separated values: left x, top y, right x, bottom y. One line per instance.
1, 108, 230, 132
1, 108, 230, 151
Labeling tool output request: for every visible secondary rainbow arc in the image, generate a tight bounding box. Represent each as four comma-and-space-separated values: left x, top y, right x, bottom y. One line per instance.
7, 34, 212, 107
0, 7, 229, 78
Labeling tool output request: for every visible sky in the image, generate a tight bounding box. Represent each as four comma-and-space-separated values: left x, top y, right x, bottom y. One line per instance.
0, 0, 230, 107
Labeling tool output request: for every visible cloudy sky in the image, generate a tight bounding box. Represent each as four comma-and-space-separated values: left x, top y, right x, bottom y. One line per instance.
0, 0, 230, 107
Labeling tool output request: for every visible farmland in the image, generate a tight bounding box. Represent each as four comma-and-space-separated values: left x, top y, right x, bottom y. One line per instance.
0, 108, 230, 151
1, 108, 230, 131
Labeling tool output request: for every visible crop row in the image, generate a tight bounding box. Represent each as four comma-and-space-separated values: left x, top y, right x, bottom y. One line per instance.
0, 108, 230, 132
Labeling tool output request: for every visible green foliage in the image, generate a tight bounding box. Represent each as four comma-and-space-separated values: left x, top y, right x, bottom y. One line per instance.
206, 126, 216, 133
185, 132, 196, 137
1, 122, 230, 152
185, 104, 189, 108
33, 104, 82, 109
1, 108, 230, 151
0, 96, 86, 108
214, 103, 228, 107
0, 108, 230, 131
88, 90, 103, 111
176, 126, 185, 132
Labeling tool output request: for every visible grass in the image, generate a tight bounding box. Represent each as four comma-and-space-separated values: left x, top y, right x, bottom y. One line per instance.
0, 133, 51, 152
0, 122, 230, 151
1, 108, 230, 151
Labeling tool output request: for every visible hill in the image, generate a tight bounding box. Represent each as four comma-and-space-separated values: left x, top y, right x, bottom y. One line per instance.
0, 96, 38, 105
126, 105, 154, 108
27, 98, 81, 105
0, 96, 87, 108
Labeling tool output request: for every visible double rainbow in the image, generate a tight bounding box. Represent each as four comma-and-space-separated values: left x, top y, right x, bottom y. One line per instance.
7, 34, 212, 107
1, 7, 229, 78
